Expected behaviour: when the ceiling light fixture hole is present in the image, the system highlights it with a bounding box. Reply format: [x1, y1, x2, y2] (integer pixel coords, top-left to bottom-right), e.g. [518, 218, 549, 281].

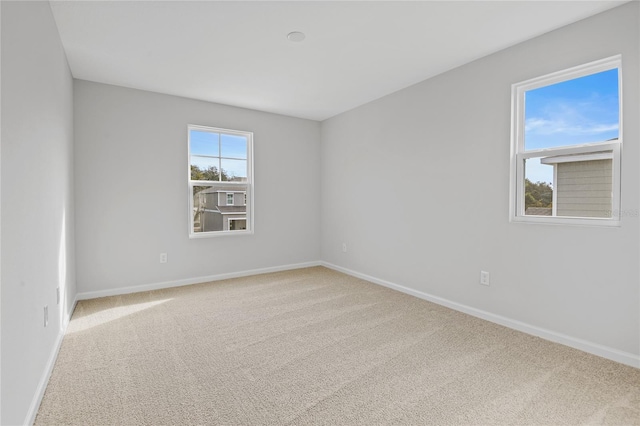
[287, 31, 306, 42]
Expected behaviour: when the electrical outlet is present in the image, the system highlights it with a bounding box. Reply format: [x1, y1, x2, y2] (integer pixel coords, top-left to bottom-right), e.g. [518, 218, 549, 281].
[342, 243, 347, 253]
[44, 306, 49, 327]
[480, 271, 490, 286]
[160, 253, 168, 264]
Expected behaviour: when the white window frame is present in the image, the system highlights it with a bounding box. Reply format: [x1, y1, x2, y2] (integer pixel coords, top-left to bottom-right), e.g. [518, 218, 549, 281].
[188, 125, 254, 238]
[226, 192, 234, 206]
[509, 55, 622, 227]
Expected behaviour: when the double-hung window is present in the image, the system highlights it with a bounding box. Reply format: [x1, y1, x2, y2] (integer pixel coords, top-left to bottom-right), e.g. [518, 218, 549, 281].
[188, 125, 253, 237]
[510, 55, 622, 226]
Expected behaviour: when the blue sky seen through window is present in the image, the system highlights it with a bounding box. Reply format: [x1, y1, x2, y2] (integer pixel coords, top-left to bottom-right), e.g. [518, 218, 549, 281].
[190, 130, 218, 157]
[221, 134, 247, 159]
[190, 130, 248, 179]
[524, 68, 619, 184]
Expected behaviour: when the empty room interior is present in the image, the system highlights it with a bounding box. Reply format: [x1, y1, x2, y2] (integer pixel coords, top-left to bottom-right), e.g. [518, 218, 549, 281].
[2, 1, 640, 425]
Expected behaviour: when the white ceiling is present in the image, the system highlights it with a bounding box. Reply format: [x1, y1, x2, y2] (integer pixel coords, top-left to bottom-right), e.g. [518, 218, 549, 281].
[49, 1, 627, 121]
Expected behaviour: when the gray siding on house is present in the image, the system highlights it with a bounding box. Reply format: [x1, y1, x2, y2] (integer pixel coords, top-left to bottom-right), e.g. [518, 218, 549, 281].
[556, 159, 612, 217]
[231, 192, 244, 206]
[192, 186, 247, 232]
[225, 191, 243, 206]
[216, 188, 246, 206]
[204, 192, 217, 209]
[201, 211, 224, 232]
[193, 188, 248, 232]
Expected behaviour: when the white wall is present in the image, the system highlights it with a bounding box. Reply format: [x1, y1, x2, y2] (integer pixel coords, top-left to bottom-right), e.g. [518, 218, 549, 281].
[320, 3, 639, 361]
[74, 81, 320, 295]
[1, 1, 76, 425]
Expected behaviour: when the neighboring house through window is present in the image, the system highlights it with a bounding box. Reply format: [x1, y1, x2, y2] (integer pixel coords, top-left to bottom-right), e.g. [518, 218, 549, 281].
[510, 55, 622, 226]
[188, 125, 253, 236]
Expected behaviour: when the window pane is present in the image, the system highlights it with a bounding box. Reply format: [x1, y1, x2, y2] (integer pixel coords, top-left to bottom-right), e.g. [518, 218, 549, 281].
[193, 185, 222, 233]
[190, 130, 219, 157]
[190, 156, 220, 181]
[524, 158, 553, 216]
[192, 184, 248, 233]
[524, 69, 619, 150]
[221, 134, 247, 159]
[553, 158, 612, 218]
[221, 159, 247, 181]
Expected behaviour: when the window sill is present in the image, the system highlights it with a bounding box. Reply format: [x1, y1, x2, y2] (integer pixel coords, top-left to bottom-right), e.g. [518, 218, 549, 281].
[189, 229, 254, 239]
[510, 215, 621, 227]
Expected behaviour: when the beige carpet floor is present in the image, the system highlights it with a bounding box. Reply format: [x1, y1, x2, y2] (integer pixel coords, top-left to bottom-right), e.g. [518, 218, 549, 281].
[36, 266, 640, 425]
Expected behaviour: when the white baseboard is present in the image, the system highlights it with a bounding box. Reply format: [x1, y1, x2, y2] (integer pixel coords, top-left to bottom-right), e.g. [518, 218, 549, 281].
[65, 294, 79, 329]
[76, 261, 322, 301]
[24, 331, 64, 426]
[321, 262, 640, 369]
[24, 293, 78, 426]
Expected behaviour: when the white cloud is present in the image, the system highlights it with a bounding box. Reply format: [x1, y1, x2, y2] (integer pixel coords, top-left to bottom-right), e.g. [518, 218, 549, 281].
[524, 117, 553, 132]
[525, 117, 618, 136]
